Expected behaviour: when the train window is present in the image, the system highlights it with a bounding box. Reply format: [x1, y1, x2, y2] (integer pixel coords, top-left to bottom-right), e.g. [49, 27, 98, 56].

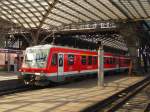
[107, 58, 109, 64]
[113, 58, 116, 64]
[93, 56, 97, 64]
[116, 58, 119, 64]
[104, 57, 107, 64]
[68, 54, 74, 65]
[88, 56, 92, 65]
[81, 56, 86, 65]
[110, 58, 113, 64]
[51, 54, 57, 65]
[126, 59, 130, 64]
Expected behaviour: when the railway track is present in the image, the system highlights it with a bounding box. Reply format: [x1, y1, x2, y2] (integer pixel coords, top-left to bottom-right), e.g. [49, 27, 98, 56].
[0, 79, 49, 97]
[0, 75, 93, 97]
[81, 76, 150, 112]
[116, 85, 150, 112]
[0, 84, 47, 97]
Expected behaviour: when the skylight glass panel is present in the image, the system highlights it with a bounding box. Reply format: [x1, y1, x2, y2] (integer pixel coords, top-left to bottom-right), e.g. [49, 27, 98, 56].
[45, 19, 62, 26]
[56, 2, 90, 21]
[48, 13, 71, 24]
[130, 0, 147, 18]
[52, 8, 79, 22]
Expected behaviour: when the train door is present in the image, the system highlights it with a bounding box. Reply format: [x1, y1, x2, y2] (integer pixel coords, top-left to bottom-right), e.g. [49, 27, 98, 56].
[58, 53, 64, 76]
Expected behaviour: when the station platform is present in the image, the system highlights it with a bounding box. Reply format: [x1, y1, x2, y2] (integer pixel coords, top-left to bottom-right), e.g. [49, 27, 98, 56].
[0, 73, 145, 112]
[0, 72, 20, 91]
[0, 72, 17, 81]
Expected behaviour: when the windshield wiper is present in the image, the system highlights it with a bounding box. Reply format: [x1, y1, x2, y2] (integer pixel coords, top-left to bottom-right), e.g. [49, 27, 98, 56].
[25, 60, 33, 62]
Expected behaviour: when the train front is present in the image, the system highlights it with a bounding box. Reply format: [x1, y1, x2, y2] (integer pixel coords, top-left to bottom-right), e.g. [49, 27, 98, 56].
[18, 45, 51, 86]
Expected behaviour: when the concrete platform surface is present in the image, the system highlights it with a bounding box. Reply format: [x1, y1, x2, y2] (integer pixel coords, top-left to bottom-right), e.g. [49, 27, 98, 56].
[0, 74, 144, 112]
[0, 72, 17, 81]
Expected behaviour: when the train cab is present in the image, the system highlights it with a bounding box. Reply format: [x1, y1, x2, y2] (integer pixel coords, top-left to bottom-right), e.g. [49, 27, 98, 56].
[19, 44, 130, 86]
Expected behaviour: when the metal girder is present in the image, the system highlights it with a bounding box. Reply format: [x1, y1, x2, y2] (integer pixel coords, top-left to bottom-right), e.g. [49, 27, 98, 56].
[50, 12, 75, 23]
[0, 0, 149, 30]
[109, 0, 130, 19]
[148, 0, 150, 5]
[40, 32, 53, 44]
[84, 0, 112, 20]
[100, 38, 123, 49]
[70, 0, 104, 20]
[17, 0, 41, 22]
[119, 0, 137, 19]
[68, 33, 126, 50]
[38, 0, 59, 29]
[58, 1, 93, 21]
[28, 0, 45, 17]
[0, 1, 31, 28]
[126, 0, 143, 18]
[137, 0, 149, 17]
[0, 4, 24, 28]
[6, 0, 38, 27]
[46, 16, 67, 25]
[0, 11, 12, 24]
[54, 6, 85, 22]
[39, 1, 80, 22]
[36, 0, 77, 26]
[96, 0, 122, 19]
[21, 33, 31, 44]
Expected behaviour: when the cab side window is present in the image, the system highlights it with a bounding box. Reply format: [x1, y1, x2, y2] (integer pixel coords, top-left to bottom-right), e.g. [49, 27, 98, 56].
[51, 54, 57, 65]
[93, 56, 97, 65]
[116, 58, 119, 64]
[110, 58, 113, 64]
[88, 56, 92, 65]
[113, 58, 116, 64]
[68, 54, 74, 65]
[104, 57, 107, 64]
[81, 56, 86, 65]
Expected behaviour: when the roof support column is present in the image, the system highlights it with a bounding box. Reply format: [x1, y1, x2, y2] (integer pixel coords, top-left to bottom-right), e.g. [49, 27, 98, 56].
[119, 22, 140, 73]
[30, 29, 40, 46]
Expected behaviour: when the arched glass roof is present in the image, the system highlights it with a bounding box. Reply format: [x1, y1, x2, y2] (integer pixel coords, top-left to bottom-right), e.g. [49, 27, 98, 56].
[0, 0, 149, 29]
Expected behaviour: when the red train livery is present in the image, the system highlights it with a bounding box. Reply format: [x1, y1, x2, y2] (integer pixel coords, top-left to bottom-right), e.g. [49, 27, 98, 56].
[18, 44, 130, 85]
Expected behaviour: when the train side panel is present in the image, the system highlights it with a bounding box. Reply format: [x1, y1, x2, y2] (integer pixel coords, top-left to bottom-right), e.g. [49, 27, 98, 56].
[47, 47, 98, 81]
[19, 45, 131, 85]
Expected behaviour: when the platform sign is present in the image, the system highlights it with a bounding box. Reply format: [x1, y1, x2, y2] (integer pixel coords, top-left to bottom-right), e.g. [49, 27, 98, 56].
[0, 49, 22, 54]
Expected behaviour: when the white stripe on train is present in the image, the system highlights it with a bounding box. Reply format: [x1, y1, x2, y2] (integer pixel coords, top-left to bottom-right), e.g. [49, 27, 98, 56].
[49, 67, 129, 76]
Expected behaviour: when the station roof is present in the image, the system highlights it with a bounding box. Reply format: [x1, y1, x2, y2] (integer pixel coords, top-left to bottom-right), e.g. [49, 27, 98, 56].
[0, 0, 150, 29]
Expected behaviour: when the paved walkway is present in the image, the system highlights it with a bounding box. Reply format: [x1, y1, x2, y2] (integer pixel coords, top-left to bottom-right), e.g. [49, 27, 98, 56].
[0, 72, 17, 81]
[0, 74, 144, 112]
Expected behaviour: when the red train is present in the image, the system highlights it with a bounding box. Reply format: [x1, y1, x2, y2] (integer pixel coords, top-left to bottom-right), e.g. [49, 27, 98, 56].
[18, 44, 130, 85]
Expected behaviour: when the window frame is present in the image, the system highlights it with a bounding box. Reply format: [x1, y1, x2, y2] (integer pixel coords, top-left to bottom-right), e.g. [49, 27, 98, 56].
[81, 56, 86, 65]
[51, 53, 57, 66]
[88, 56, 92, 65]
[110, 58, 113, 64]
[67, 54, 75, 65]
[93, 56, 97, 65]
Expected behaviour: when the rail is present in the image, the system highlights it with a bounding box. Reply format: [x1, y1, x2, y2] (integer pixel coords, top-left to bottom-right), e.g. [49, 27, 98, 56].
[81, 75, 150, 112]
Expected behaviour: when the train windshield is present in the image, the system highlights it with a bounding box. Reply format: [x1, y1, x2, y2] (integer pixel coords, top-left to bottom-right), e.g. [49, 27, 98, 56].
[24, 48, 49, 68]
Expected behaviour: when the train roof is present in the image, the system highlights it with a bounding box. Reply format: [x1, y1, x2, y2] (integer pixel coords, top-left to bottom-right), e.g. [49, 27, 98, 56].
[26, 44, 129, 57]
[26, 44, 52, 50]
[26, 44, 96, 52]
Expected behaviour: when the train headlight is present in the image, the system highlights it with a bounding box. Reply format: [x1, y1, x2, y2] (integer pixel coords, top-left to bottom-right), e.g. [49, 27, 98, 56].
[19, 69, 22, 72]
